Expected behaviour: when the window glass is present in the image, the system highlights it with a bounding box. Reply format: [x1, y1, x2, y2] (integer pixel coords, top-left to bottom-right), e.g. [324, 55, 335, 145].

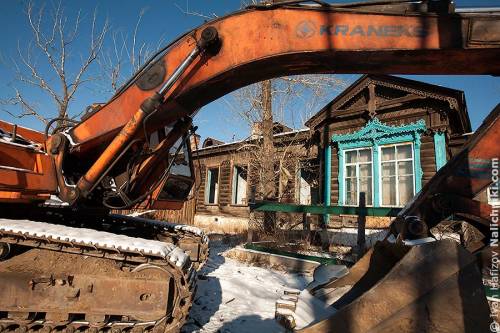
[380, 143, 414, 206]
[381, 146, 395, 161]
[157, 135, 194, 201]
[397, 145, 412, 159]
[382, 162, 395, 176]
[358, 149, 372, 162]
[359, 164, 371, 177]
[345, 178, 357, 205]
[398, 161, 413, 175]
[359, 178, 372, 205]
[488, 182, 500, 206]
[169, 138, 192, 177]
[344, 148, 372, 206]
[398, 176, 414, 204]
[346, 165, 356, 177]
[345, 150, 357, 163]
[382, 177, 397, 205]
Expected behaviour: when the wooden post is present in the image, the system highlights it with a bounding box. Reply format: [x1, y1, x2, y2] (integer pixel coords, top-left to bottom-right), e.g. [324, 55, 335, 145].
[356, 192, 367, 260]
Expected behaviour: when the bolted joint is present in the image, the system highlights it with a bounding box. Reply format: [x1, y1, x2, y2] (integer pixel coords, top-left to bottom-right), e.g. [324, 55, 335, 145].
[67, 187, 79, 201]
[198, 27, 221, 55]
[140, 92, 163, 114]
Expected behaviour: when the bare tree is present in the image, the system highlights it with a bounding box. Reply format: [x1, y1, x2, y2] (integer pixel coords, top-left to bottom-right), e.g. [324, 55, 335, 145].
[99, 8, 167, 93]
[1, 2, 108, 128]
[224, 75, 345, 235]
[177, 0, 347, 235]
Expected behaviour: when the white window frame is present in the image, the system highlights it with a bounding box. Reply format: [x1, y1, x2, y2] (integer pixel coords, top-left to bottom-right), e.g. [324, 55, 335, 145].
[343, 147, 374, 207]
[378, 142, 415, 207]
[205, 166, 220, 205]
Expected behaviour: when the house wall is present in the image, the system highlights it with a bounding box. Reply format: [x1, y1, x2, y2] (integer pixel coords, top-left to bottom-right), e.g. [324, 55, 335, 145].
[188, 76, 473, 244]
[191, 132, 317, 233]
[314, 85, 470, 232]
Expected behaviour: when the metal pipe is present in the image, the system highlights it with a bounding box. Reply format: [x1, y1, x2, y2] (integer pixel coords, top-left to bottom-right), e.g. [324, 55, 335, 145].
[76, 46, 201, 198]
[158, 47, 201, 97]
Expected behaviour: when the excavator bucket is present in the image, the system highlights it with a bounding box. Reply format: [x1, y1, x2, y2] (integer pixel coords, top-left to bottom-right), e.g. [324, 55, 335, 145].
[277, 239, 490, 332]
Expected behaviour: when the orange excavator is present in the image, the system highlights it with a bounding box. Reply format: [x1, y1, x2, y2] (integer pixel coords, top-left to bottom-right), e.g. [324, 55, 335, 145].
[0, 0, 499, 332]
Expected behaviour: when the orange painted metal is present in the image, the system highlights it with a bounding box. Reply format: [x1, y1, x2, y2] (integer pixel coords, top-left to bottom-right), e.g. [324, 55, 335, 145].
[76, 108, 148, 197]
[0, 141, 57, 201]
[69, 9, 500, 152]
[0, 120, 46, 144]
[0, 5, 499, 208]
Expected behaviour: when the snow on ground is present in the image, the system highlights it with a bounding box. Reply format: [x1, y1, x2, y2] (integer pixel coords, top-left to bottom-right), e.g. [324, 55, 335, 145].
[182, 242, 313, 333]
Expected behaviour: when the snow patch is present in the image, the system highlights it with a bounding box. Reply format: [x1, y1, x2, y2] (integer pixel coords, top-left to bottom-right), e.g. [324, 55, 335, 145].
[182, 243, 312, 333]
[293, 289, 338, 330]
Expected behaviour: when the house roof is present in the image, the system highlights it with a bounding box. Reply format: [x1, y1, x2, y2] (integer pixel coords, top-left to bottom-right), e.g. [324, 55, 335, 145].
[202, 137, 225, 148]
[305, 74, 470, 133]
[194, 128, 309, 155]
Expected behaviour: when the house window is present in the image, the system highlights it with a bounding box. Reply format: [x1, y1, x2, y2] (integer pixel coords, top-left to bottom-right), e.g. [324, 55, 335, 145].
[297, 167, 319, 205]
[232, 165, 248, 205]
[205, 167, 219, 204]
[332, 119, 426, 208]
[344, 148, 373, 206]
[380, 143, 414, 206]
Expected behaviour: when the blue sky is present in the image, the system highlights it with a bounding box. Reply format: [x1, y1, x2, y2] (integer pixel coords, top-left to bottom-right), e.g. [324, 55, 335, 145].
[0, 0, 498, 142]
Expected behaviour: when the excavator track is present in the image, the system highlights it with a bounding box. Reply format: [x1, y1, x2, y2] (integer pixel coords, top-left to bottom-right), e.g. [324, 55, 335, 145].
[0, 203, 210, 270]
[0, 220, 197, 333]
[106, 214, 209, 270]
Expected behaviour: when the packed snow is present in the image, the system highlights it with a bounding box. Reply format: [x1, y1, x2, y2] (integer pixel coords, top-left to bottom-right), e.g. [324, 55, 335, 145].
[182, 242, 314, 333]
[0, 219, 188, 266]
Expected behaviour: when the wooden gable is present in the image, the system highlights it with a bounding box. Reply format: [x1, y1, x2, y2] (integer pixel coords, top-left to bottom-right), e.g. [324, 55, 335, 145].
[306, 74, 471, 136]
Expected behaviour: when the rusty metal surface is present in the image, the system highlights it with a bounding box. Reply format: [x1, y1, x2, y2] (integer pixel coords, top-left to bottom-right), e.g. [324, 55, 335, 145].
[0, 272, 170, 321]
[298, 240, 490, 332]
[0, 215, 199, 333]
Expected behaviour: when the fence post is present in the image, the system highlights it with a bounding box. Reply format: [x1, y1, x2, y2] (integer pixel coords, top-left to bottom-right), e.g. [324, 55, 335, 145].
[356, 192, 367, 260]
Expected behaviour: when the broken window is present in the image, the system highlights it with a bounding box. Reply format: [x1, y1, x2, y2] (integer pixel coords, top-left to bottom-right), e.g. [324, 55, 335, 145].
[205, 167, 219, 204]
[232, 165, 248, 205]
[296, 161, 319, 205]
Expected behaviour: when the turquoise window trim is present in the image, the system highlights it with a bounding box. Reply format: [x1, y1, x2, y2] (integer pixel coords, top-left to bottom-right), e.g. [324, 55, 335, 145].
[331, 118, 426, 208]
[337, 149, 344, 206]
[433, 131, 447, 170]
[323, 145, 332, 223]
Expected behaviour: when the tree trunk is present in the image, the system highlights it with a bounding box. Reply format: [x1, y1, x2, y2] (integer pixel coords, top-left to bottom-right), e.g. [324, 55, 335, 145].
[261, 80, 276, 233]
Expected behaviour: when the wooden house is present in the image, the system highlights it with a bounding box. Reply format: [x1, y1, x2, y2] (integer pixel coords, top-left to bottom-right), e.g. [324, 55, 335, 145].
[191, 74, 472, 243]
[306, 74, 471, 243]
